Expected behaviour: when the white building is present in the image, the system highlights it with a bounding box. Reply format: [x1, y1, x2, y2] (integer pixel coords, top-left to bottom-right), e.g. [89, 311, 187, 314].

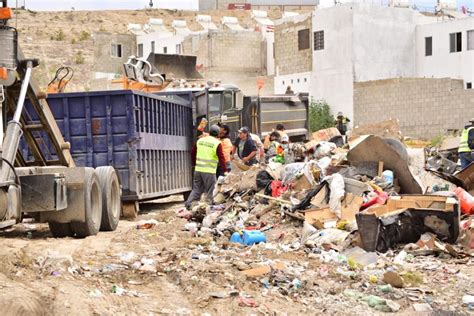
[274, 3, 473, 120]
[310, 3, 421, 120]
[137, 32, 185, 59]
[416, 17, 474, 88]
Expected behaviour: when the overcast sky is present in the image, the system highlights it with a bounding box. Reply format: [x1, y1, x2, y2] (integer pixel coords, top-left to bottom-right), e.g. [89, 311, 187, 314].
[18, 0, 473, 11]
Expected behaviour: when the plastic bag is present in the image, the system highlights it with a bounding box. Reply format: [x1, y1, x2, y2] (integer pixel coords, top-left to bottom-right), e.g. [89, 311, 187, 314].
[326, 173, 345, 218]
[312, 141, 337, 159]
[256, 170, 273, 190]
[271, 180, 288, 198]
[282, 161, 319, 186]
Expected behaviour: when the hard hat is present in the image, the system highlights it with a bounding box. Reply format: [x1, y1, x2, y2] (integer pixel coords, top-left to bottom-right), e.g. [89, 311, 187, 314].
[337, 112, 343, 117]
[209, 124, 220, 136]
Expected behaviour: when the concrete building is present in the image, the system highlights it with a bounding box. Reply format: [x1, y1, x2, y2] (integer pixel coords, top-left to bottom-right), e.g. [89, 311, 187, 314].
[137, 32, 185, 58]
[274, 3, 473, 123]
[92, 33, 137, 80]
[273, 13, 313, 94]
[416, 17, 474, 89]
[310, 4, 421, 121]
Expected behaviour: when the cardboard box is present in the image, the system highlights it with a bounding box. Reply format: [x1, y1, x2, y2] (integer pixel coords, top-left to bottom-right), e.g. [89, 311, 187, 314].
[305, 194, 364, 224]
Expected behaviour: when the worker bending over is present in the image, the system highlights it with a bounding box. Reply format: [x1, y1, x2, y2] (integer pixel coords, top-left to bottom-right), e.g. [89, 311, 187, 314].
[185, 125, 227, 209]
[459, 119, 474, 169]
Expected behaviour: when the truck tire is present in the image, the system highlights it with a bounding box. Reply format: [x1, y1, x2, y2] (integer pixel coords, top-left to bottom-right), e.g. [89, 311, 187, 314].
[48, 222, 74, 238]
[71, 168, 102, 238]
[96, 166, 121, 231]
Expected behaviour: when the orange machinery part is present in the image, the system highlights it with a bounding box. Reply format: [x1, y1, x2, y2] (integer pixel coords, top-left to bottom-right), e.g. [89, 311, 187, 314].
[111, 76, 168, 93]
[0, 67, 7, 80]
[0, 7, 13, 20]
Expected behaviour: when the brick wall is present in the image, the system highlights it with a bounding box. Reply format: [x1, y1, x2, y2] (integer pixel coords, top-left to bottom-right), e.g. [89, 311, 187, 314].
[93, 33, 136, 74]
[274, 14, 312, 76]
[354, 78, 474, 139]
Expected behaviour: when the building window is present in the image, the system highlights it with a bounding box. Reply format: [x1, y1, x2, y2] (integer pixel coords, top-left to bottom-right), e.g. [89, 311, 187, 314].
[176, 44, 182, 54]
[297, 78, 300, 83]
[304, 78, 307, 82]
[291, 79, 294, 84]
[468, 30, 474, 51]
[425, 37, 432, 56]
[282, 81, 285, 85]
[163, 46, 168, 54]
[111, 44, 122, 58]
[137, 44, 143, 58]
[450, 32, 462, 53]
[467, 82, 473, 89]
[298, 29, 310, 51]
[151, 41, 155, 53]
[314, 30, 324, 51]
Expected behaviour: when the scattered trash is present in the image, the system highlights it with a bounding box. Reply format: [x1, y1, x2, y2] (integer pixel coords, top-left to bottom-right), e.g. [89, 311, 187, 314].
[136, 219, 158, 230]
[383, 271, 404, 288]
[89, 289, 103, 298]
[230, 230, 266, 246]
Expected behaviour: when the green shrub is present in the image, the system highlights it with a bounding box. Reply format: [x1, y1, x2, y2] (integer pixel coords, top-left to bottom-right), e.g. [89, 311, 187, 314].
[309, 99, 334, 132]
[52, 30, 65, 41]
[79, 31, 90, 41]
[74, 51, 85, 64]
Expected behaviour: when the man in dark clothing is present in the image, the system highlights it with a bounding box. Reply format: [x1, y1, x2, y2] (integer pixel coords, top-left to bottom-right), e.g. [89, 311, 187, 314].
[335, 112, 350, 136]
[185, 125, 227, 209]
[459, 119, 474, 169]
[232, 126, 258, 166]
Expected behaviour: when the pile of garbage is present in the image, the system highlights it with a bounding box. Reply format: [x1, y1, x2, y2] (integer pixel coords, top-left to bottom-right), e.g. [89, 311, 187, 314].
[176, 128, 474, 312]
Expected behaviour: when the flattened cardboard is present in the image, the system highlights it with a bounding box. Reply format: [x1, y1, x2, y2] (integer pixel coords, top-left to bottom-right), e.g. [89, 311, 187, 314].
[305, 194, 363, 223]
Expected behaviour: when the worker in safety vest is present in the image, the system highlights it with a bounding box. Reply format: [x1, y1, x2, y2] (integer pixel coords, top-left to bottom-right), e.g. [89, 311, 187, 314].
[459, 119, 474, 169]
[335, 112, 350, 136]
[185, 125, 227, 209]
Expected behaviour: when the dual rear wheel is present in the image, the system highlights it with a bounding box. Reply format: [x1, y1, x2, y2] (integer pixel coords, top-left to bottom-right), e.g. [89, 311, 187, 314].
[48, 167, 121, 238]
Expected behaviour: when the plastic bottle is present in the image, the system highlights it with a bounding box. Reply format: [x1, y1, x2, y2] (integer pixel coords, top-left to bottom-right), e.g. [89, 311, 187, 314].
[454, 187, 474, 215]
[197, 118, 208, 132]
[382, 170, 394, 184]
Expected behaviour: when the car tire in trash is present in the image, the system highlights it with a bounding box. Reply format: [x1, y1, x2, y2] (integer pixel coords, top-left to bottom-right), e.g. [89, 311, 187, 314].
[71, 168, 102, 238]
[48, 222, 74, 238]
[382, 138, 409, 163]
[96, 166, 121, 231]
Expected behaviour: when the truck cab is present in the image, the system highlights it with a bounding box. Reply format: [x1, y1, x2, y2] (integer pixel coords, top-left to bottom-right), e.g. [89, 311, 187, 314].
[195, 84, 243, 138]
[194, 85, 309, 141]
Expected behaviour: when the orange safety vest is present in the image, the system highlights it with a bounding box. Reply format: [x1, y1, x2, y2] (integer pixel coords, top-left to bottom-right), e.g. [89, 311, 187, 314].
[221, 138, 233, 163]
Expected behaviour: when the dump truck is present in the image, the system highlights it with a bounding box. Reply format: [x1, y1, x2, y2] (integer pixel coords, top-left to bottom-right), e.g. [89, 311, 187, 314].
[0, 0, 121, 237]
[122, 54, 310, 141]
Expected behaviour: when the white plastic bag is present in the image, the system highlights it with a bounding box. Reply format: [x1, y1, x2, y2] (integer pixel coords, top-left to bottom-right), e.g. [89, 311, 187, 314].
[325, 173, 345, 218]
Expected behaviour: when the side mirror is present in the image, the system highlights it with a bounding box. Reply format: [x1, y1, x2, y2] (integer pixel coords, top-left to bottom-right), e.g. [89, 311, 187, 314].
[235, 91, 243, 110]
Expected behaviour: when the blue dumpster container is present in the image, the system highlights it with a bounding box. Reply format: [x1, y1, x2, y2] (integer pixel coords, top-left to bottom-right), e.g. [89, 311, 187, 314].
[21, 90, 193, 202]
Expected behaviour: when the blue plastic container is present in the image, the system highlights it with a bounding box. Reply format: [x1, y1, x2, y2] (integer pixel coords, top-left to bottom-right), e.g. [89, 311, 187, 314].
[230, 230, 266, 246]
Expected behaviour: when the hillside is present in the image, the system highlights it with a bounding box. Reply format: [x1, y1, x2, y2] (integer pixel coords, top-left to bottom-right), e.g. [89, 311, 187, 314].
[13, 8, 298, 92]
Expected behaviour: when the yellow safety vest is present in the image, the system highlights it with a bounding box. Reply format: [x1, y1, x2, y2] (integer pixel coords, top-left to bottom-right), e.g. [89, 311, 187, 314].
[459, 126, 474, 153]
[196, 136, 220, 174]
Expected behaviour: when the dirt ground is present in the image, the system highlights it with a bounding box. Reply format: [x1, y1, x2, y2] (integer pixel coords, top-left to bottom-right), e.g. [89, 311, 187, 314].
[0, 149, 472, 315]
[0, 201, 473, 315]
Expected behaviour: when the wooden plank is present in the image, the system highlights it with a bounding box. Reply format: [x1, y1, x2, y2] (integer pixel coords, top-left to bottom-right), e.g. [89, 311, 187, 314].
[378, 161, 384, 177]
